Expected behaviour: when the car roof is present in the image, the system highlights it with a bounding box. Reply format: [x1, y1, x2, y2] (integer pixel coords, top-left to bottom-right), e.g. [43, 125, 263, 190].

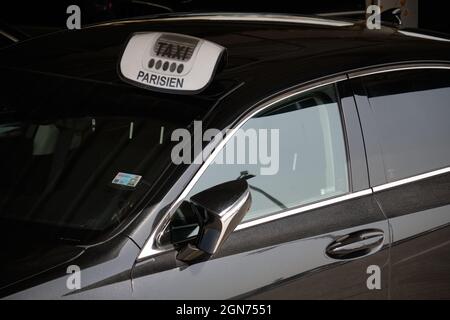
[1, 13, 449, 114]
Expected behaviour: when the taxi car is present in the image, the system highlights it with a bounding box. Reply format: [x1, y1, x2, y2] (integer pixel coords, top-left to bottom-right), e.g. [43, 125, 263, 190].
[0, 13, 450, 299]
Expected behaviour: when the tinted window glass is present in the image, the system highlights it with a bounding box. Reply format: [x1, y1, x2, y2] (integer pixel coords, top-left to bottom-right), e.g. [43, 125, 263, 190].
[187, 84, 349, 222]
[0, 116, 180, 242]
[363, 69, 450, 182]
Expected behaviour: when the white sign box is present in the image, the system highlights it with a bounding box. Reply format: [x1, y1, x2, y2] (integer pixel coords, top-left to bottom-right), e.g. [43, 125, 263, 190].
[119, 32, 226, 94]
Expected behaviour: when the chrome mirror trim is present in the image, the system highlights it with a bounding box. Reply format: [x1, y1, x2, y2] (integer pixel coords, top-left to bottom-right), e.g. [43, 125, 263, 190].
[177, 180, 252, 262]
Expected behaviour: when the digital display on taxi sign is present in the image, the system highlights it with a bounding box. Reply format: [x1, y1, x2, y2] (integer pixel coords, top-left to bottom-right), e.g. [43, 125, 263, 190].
[154, 34, 199, 61]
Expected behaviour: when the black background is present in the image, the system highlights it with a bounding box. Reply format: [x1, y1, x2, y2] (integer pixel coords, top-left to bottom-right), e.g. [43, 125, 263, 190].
[0, 0, 449, 36]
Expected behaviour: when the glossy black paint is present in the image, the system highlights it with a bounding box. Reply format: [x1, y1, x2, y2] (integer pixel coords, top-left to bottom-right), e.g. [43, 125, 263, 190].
[337, 81, 369, 192]
[2, 234, 139, 299]
[130, 78, 390, 299]
[133, 194, 384, 276]
[0, 14, 449, 299]
[131, 194, 390, 299]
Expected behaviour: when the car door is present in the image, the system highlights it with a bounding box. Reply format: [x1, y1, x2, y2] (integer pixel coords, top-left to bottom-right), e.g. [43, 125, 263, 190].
[351, 65, 450, 299]
[131, 79, 390, 299]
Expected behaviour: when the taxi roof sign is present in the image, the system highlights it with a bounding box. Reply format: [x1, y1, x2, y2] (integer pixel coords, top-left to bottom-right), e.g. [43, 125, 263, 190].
[119, 32, 226, 94]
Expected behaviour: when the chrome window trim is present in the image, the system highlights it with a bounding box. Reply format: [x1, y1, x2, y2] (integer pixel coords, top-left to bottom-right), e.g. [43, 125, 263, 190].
[167, 75, 348, 212]
[0, 30, 19, 43]
[373, 167, 450, 193]
[91, 13, 354, 29]
[236, 189, 372, 231]
[150, 14, 354, 27]
[397, 30, 450, 43]
[138, 63, 450, 260]
[348, 63, 450, 79]
[317, 10, 365, 17]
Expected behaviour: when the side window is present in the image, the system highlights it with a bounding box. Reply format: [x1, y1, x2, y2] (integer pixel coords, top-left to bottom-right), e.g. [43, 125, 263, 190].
[362, 69, 450, 182]
[187, 83, 349, 223]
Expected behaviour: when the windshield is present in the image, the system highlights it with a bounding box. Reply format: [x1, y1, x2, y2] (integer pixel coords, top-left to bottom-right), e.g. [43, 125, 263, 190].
[0, 115, 182, 243]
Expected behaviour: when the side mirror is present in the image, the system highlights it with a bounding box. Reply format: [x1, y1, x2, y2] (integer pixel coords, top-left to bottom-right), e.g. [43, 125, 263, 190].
[381, 7, 402, 26]
[176, 179, 251, 263]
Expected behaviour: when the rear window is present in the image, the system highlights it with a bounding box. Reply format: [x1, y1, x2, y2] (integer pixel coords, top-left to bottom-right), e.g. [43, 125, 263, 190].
[362, 69, 450, 182]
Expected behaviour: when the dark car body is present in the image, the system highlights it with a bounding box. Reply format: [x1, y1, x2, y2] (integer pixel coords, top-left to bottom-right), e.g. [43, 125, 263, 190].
[1, 13, 450, 299]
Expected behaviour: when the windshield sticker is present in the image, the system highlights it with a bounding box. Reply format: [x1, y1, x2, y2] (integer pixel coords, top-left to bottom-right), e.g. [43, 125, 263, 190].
[112, 172, 142, 188]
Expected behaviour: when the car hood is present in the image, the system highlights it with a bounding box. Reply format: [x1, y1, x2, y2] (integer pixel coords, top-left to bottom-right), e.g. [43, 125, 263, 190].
[0, 237, 84, 291]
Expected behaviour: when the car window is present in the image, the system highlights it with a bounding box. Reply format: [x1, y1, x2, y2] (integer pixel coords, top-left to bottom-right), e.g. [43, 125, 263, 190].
[186, 84, 349, 223]
[362, 69, 450, 183]
[0, 116, 182, 243]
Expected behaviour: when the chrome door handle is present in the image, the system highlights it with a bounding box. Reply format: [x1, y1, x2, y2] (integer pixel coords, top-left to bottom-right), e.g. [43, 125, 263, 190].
[326, 229, 384, 260]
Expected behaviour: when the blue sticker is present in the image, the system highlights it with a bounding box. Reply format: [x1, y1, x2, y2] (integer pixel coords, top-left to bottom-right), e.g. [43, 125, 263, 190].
[112, 172, 142, 188]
